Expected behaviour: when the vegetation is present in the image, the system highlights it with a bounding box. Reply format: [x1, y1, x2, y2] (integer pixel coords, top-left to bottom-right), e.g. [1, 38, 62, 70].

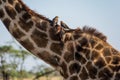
[0, 40, 61, 80]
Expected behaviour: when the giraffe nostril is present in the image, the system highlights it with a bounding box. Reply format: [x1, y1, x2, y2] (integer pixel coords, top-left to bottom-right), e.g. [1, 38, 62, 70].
[69, 63, 81, 74]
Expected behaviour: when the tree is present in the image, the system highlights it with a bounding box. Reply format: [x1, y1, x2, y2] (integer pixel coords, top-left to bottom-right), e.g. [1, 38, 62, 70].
[0, 45, 30, 80]
[6, 39, 31, 79]
[31, 65, 56, 80]
[0, 45, 14, 80]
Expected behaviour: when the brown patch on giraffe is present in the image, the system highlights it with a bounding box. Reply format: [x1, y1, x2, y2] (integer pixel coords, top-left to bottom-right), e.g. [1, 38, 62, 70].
[75, 52, 86, 64]
[70, 76, 78, 80]
[82, 48, 91, 59]
[60, 62, 68, 79]
[49, 28, 60, 41]
[69, 63, 81, 74]
[95, 44, 103, 50]
[19, 18, 33, 32]
[94, 57, 106, 68]
[3, 0, 6, 2]
[20, 39, 35, 51]
[0, 9, 4, 18]
[27, 21, 34, 27]
[109, 65, 120, 72]
[86, 61, 97, 79]
[73, 34, 81, 40]
[98, 67, 113, 79]
[64, 52, 74, 63]
[67, 42, 74, 53]
[8, 0, 14, 5]
[50, 43, 63, 55]
[37, 51, 59, 67]
[0, 0, 2, 4]
[111, 48, 119, 55]
[15, 2, 23, 13]
[112, 56, 120, 64]
[31, 29, 48, 48]
[102, 48, 111, 57]
[105, 56, 112, 64]
[78, 37, 88, 47]
[22, 12, 31, 21]
[89, 39, 97, 48]
[73, 30, 82, 40]
[82, 26, 107, 41]
[5, 5, 17, 19]
[36, 21, 48, 31]
[76, 45, 83, 52]
[12, 24, 25, 39]
[91, 50, 99, 61]
[79, 67, 89, 79]
[3, 18, 11, 29]
[115, 73, 120, 80]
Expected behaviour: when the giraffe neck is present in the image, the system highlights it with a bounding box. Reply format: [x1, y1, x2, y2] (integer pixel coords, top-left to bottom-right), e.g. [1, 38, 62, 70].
[1, 0, 120, 80]
[0, 0, 63, 68]
[60, 30, 120, 80]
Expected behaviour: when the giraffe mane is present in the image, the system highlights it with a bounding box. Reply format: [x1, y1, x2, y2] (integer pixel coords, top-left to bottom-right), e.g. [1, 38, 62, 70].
[18, 0, 52, 22]
[82, 26, 107, 41]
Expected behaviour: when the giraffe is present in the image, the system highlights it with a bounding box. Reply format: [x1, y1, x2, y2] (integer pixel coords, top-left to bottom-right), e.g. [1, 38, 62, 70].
[58, 27, 120, 80]
[0, 0, 120, 80]
[0, 0, 62, 68]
